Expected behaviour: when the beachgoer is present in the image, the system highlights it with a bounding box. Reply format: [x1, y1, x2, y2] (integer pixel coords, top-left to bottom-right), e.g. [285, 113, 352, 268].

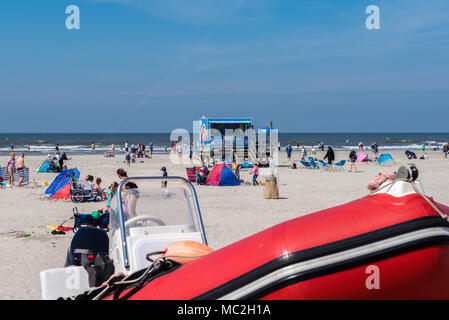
[55, 152, 64, 170]
[443, 143, 449, 158]
[301, 146, 307, 160]
[106, 182, 118, 210]
[91, 142, 95, 151]
[358, 142, 364, 151]
[161, 167, 168, 188]
[55, 144, 59, 152]
[348, 148, 357, 173]
[7, 153, 16, 187]
[111, 144, 115, 153]
[310, 147, 316, 159]
[250, 165, 259, 186]
[150, 142, 153, 157]
[125, 141, 129, 152]
[116, 169, 138, 218]
[278, 142, 281, 151]
[125, 151, 131, 166]
[323, 146, 335, 172]
[16, 153, 27, 187]
[94, 177, 106, 199]
[232, 161, 240, 180]
[84, 175, 94, 189]
[371, 142, 379, 155]
[177, 143, 183, 160]
[286, 144, 292, 159]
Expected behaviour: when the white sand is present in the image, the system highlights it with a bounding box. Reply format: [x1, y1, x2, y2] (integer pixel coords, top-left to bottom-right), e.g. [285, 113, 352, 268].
[0, 149, 448, 299]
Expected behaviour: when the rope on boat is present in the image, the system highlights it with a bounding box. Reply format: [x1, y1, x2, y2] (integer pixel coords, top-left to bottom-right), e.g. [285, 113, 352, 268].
[364, 168, 449, 222]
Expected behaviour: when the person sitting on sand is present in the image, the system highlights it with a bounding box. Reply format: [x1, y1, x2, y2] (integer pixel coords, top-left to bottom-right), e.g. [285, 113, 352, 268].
[323, 146, 335, 172]
[83, 175, 94, 190]
[348, 148, 357, 173]
[16, 153, 27, 187]
[106, 182, 118, 210]
[7, 153, 16, 187]
[93, 177, 106, 199]
[196, 169, 207, 185]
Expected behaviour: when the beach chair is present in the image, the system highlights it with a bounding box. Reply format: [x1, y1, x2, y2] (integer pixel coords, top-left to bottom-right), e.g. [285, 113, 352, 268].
[299, 160, 312, 169]
[318, 160, 328, 170]
[308, 158, 320, 169]
[333, 160, 346, 171]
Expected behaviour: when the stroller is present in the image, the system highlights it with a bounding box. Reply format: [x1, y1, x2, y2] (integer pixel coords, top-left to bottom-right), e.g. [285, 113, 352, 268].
[72, 207, 110, 232]
[70, 179, 104, 203]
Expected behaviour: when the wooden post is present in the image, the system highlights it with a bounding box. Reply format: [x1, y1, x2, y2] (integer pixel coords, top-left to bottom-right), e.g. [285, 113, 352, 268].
[264, 176, 279, 199]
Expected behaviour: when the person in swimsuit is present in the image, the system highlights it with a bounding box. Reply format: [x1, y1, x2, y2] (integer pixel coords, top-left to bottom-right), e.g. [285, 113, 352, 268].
[117, 168, 138, 218]
[16, 153, 27, 187]
[7, 153, 16, 187]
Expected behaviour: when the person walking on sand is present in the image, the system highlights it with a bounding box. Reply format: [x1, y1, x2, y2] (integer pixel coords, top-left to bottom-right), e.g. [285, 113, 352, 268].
[161, 167, 168, 188]
[371, 142, 379, 155]
[286, 144, 292, 159]
[348, 148, 357, 173]
[7, 153, 16, 187]
[301, 146, 307, 160]
[125, 151, 131, 166]
[323, 146, 335, 172]
[16, 153, 27, 187]
[250, 164, 259, 186]
[443, 143, 448, 158]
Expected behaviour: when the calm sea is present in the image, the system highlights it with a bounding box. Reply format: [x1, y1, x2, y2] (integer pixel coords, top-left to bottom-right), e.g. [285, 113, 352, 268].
[0, 133, 448, 155]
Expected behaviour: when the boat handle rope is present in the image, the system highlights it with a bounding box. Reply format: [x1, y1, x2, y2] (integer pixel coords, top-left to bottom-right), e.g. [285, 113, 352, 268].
[363, 166, 449, 222]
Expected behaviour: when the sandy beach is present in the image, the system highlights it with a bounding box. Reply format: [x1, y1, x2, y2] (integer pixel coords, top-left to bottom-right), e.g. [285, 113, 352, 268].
[0, 149, 448, 300]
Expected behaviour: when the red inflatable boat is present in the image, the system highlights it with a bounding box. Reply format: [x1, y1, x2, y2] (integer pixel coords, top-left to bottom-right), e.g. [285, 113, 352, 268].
[96, 167, 449, 300]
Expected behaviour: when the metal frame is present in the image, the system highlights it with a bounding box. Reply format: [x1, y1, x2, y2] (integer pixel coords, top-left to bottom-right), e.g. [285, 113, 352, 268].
[116, 176, 208, 270]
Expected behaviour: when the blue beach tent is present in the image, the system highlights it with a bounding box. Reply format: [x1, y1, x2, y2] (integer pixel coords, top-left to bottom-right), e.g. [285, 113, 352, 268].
[377, 154, 395, 165]
[36, 160, 53, 173]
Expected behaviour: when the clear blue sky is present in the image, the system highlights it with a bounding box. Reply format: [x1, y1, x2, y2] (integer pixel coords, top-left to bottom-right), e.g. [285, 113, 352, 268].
[0, 0, 448, 132]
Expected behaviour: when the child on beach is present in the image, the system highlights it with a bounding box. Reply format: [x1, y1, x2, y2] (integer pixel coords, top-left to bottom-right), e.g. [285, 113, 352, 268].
[7, 153, 16, 187]
[161, 167, 168, 188]
[250, 165, 259, 186]
[93, 178, 106, 199]
[125, 151, 131, 166]
[106, 182, 118, 210]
